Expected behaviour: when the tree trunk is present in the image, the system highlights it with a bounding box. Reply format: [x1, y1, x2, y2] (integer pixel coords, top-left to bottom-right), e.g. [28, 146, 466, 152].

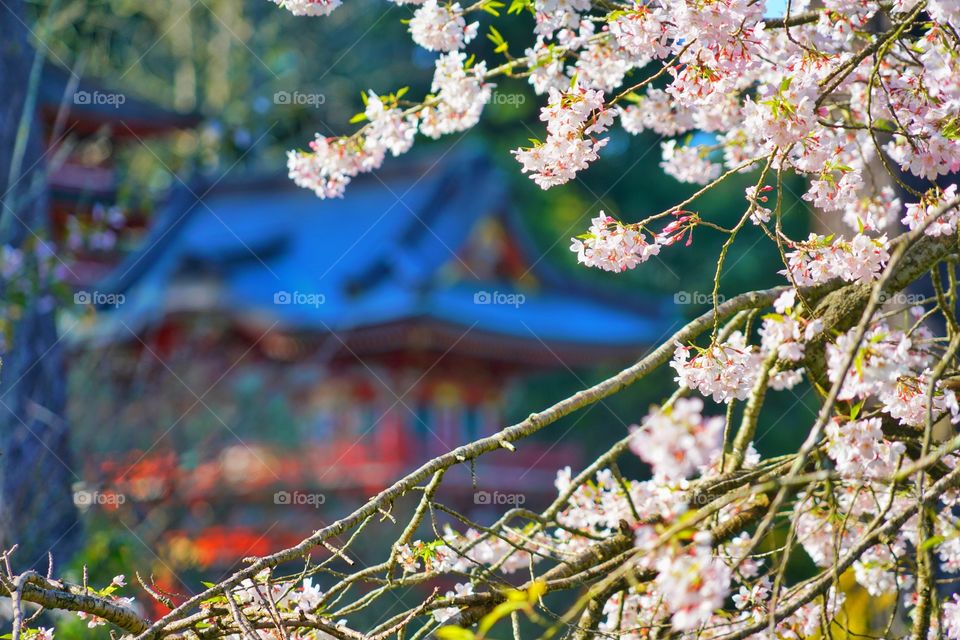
[0, 0, 79, 570]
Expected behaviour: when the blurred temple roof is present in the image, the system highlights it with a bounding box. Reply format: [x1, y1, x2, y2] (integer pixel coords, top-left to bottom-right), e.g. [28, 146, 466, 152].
[81, 147, 675, 366]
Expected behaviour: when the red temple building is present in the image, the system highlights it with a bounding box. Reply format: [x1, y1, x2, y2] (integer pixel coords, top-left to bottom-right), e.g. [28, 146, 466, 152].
[39, 61, 199, 283]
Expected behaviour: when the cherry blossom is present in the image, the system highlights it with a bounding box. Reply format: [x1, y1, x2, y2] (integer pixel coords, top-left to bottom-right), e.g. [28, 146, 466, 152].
[825, 417, 906, 479]
[745, 185, 773, 225]
[408, 0, 477, 52]
[659, 140, 721, 185]
[629, 398, 725, 481]
[419, 52, 491, 138]
[671, 332, 762, 403]
[270, 0, 340, 16]
[654, 540, 731, 631]
[842, 185, 901, 232]
[902, 184, 960, 237]
[609, 3, 670, 60]
[432, 583, 474, 623]
[783, 232, 890, 286]
[945, 595, 960, 640]
[513, 82, 613, 189]
[802, 167, 863, 212]
[569, 212, 661, 272]
[532, 0, 591, 38]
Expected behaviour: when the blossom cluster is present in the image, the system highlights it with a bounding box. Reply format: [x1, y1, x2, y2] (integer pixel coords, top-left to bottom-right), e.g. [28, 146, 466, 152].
[227, 572, 351, 639]
[629, 398, 724, 481]
[825, 416, 906, 479]
[783, 232, 890, 287]
[670, 320, 805, 405]
[902, 184, 960, 237]
[659, 140, 721, 185]
[408, 0, 477, 52]
[826, 323, 960, 427]
[287, 52, 490, 198]
[269, 0, 340, 17]
[75, 575, 135, 629]
[513, 82, 614, 189]
[569, 212, 660, 272]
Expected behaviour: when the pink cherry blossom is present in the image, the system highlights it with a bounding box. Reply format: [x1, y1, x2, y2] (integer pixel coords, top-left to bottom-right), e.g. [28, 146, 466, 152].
[408, 0, 477, 52]
[629, 398, 725, 481]
[513, 82, 612, 189]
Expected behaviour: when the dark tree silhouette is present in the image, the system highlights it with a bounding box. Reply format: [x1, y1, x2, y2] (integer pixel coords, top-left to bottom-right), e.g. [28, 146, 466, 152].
[0, 0, 78, 570]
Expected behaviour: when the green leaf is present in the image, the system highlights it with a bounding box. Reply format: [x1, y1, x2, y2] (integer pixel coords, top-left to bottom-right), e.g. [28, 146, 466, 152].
[478, 600, 528, 636]
[854, 350, 865, 378]
[476, 582, 546, 636]
[849, 399, 864, 420]
[527, 581, 546, 601]
[349, 112, 368, 124]
[920, 534, 945, 551]
[507, 0, 533, 14]
[436, 627, 475, 640]
[480, 0, 504, 16]
[486, 25, 509, 53]
[872, 118, 898, 133]
[942, 116, 960, 140]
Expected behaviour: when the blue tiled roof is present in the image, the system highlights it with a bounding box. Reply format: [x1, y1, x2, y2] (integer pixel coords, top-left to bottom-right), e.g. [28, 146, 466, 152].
[87, 147, 675, 358]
